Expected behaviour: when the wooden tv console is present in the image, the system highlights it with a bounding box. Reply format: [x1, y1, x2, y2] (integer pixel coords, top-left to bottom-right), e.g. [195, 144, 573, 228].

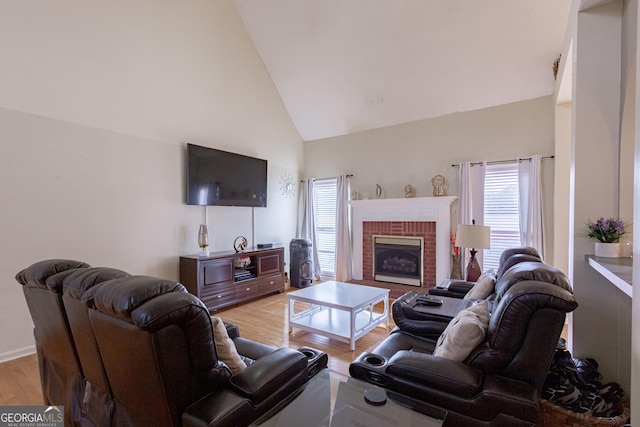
[179, 246, 285, 312]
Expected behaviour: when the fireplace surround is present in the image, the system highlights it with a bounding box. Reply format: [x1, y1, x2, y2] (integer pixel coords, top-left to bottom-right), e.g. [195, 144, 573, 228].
[373, 235, 423, 286]
[351, 196, 458, 288]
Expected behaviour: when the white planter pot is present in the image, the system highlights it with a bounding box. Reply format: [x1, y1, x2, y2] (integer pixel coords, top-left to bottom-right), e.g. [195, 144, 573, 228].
[594, 242, 620, 258]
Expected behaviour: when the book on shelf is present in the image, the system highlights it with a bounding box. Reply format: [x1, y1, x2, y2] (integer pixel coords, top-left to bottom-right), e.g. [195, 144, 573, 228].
[234, 269, 254, 280]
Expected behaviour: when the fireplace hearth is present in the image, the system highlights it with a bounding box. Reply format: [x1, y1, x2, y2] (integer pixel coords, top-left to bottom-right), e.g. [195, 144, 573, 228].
[373, 236, 423, 286]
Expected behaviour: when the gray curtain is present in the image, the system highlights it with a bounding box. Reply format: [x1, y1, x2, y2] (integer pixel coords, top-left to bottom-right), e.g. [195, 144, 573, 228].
[300, 178, 322, 280]
[334, 175, 353, 282]
[518, 155, 545, 258]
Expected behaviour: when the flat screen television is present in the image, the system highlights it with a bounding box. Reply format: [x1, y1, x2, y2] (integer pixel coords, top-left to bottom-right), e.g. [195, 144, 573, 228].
[186, 143, 268, 207]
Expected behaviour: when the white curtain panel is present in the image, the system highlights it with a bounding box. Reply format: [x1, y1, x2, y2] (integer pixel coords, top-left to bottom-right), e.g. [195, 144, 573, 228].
[300, 179, 322, 280]
[518, 155, 545, 258]
[335, 175, 353, 282]
[458, 161, 487, 269]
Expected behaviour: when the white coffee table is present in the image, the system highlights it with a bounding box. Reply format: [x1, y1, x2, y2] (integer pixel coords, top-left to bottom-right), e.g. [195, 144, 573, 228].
[288, 281, 389, 351]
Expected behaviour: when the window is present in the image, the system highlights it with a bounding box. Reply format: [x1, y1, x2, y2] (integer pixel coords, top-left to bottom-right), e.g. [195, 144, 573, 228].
[313, 178, 337, 279]
[483, 163, 521, 271]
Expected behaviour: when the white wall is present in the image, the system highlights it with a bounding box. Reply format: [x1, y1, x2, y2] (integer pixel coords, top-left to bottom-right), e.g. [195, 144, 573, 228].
[304, 96, 556, 258]
[568, 0, 633, 404]
[0, 1, 302, 360]
[554, 102, 573, 274]
[555, 0, 639, 412]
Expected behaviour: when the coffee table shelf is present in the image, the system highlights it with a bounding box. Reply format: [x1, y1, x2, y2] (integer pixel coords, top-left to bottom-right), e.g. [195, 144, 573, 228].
[288, 281, 389, 351]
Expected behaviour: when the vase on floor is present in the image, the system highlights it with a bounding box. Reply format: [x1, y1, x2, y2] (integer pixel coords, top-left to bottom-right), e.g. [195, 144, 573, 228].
[450, 254, 463, 279]
[594, 242, 620, 258]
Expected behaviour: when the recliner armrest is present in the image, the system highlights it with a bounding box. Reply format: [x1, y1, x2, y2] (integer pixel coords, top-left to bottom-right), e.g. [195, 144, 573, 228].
[183, 389, 252, 427]
[229, 348, 308, 404]
[429, 281, 475, 299]
[428, 288, 467, 298]
[385, 350, 482, 398]
[446, 281, 475, 294]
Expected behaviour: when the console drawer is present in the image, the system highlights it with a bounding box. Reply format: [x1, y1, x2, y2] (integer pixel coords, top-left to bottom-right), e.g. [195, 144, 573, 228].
[200, 286, 235, 310]
[235, 282, 259, 300]
[258, 274, 284, 293]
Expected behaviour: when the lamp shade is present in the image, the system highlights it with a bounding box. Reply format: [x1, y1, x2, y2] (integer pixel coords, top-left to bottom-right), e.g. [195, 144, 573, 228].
[455, 224, 491, 249]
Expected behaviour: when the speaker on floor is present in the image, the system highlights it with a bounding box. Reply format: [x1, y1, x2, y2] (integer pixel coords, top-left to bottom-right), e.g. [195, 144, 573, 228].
[290, 238, 313, 288]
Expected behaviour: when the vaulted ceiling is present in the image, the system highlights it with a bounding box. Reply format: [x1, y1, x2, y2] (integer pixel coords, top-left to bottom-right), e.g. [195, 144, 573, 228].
[233, 0, 571, 141]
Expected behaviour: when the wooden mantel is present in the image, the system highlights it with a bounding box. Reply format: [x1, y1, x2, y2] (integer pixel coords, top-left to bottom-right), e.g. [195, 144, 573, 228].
[351, 196, 458, 286]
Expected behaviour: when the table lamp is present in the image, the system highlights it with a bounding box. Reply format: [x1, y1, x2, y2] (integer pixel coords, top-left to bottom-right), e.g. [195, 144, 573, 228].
[455, 221, 491, 282]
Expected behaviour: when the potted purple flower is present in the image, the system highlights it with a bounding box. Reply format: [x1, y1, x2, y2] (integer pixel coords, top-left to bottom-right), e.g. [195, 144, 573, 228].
[586, 217, 627, 257]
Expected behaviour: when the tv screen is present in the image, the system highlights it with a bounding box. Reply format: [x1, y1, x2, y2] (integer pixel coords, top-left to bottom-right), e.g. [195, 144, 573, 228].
[186, 143, 268, 207]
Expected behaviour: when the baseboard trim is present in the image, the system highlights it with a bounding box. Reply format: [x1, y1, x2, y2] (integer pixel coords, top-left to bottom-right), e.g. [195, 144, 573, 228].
[0, 346, 36, 364]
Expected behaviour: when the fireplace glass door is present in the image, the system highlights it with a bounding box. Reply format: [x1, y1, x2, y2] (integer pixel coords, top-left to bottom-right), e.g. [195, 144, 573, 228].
[373, 236, 423, 286]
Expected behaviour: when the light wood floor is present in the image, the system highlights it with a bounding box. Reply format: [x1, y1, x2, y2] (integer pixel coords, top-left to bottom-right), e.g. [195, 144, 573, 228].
[0, 289, 395, 407]
[0, 353, 42, 406]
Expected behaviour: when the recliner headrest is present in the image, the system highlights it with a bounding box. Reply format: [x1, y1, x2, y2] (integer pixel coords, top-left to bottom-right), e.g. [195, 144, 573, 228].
[82, 275, 186, 321]
[495, 262, 572, 300]
[15, 259, 91, 292]
[496, 254, 542, 279]
[58, 267, 130, 300]
[496, 247, 541, 277]
[498, 247, 541, 264]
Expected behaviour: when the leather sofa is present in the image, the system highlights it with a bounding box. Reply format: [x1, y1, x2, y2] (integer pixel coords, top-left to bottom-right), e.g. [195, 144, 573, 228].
[392, 246, 545, 340]
[350, 254, 577, 426]
[16, 259, 326, 427]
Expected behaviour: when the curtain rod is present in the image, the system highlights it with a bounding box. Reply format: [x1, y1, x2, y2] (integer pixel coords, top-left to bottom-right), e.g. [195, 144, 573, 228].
[301, 174, 353, 182]
[451, 155, 554, 167]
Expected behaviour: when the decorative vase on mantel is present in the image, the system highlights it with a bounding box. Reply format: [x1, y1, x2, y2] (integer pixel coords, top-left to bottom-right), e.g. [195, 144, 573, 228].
[594, 242, 620, 258]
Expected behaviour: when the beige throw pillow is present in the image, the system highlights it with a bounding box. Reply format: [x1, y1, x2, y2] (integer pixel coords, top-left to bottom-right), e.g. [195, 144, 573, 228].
[433, 300, 490, 361]
[211, 316, 247, 373]
[464, 270, 497, 301]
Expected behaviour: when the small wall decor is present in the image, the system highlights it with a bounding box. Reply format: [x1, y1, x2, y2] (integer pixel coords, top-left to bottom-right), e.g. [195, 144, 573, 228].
[234, 236, 248, 252]
[553, 54, 561, 80]
[431, 174, 447, 196]
[404, 184, 416, 198]
[280, 173, 296, 198]
[375, 184, 385, 199]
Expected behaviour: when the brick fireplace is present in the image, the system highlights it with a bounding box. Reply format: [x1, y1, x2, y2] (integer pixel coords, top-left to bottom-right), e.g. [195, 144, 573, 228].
[364, 222, 436, 286]
[351, 196, 457, 294]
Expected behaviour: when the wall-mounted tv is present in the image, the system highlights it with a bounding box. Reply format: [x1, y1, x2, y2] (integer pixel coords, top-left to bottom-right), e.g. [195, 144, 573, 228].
[186, 143, 268, 207]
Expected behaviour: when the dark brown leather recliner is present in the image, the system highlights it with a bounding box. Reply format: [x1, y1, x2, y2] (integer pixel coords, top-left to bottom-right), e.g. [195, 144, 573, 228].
[393, 247, 546, 340]
[15, 259, 93, 424]
[350, 264, 577, 426]
[58, 267, 131, 426]
[81, 275, 312, 427]
[17, 260, 325, 427]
